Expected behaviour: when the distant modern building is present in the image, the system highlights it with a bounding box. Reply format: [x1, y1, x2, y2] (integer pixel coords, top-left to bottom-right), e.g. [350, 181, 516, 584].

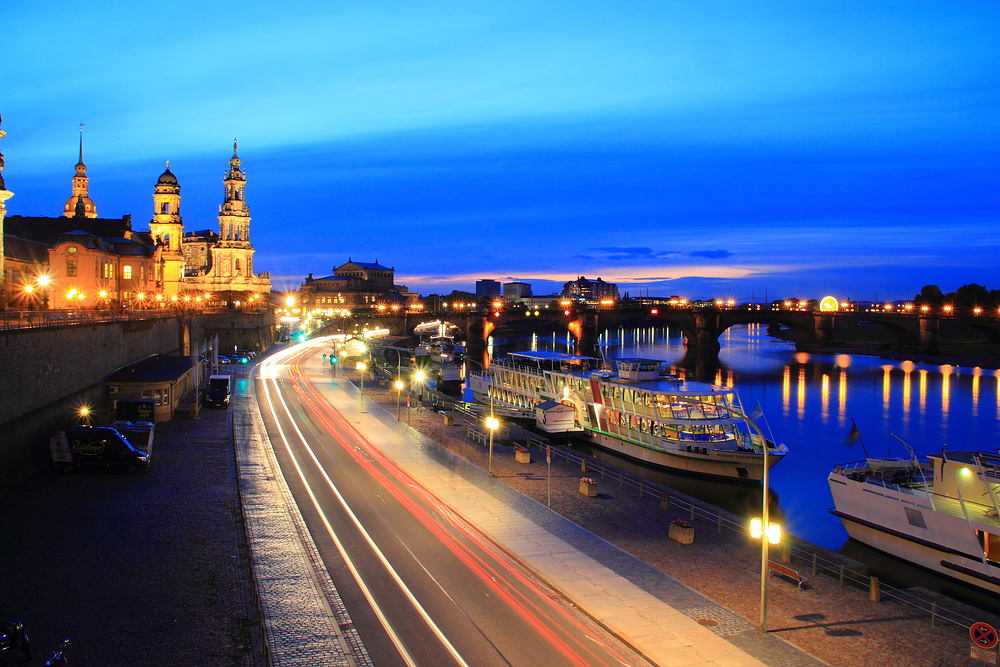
[562, 276, 619, 303]
[475, 279, 502, 299]
[299, 259, 418, 309]
[503, 281, 532, 302]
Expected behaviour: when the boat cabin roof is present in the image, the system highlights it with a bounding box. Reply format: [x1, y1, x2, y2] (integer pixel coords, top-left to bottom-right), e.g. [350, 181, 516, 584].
[508, 351, 597, 362]
[501, 351, 732, 396]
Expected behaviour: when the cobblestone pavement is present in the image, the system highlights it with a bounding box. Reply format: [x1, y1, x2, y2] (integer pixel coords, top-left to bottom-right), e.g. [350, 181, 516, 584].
[0, 406, 265, 667]
[353, 371, 996, 667]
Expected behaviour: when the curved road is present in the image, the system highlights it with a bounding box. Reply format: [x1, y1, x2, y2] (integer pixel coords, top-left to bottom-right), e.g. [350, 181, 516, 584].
[255, 339, 651, 667]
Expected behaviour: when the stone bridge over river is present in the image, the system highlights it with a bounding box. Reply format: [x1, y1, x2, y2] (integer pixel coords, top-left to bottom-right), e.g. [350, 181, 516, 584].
[316, 307, 1000, 373]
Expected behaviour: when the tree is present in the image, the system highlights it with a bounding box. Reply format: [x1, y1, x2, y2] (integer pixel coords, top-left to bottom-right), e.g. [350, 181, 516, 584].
[913, 285, 944, 307]
[945, 283, 997, 310]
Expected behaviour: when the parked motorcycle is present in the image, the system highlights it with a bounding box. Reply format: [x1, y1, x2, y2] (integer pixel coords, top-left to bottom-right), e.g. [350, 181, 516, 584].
[0, 617, 30, 661]
[44, 639, 70, 667]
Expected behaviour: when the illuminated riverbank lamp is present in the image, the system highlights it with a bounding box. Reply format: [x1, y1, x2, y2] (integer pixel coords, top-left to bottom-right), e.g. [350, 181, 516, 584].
[750, 518, 781, 544]
[486, 416, 500, 477]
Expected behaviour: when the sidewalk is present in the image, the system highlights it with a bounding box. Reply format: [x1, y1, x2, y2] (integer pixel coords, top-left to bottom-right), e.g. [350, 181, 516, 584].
[325, 362, 984, 667]
[299, 360, 829, 667]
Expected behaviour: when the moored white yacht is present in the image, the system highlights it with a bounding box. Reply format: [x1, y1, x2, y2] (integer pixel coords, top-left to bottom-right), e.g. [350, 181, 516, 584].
[828, 449, 1000, 594]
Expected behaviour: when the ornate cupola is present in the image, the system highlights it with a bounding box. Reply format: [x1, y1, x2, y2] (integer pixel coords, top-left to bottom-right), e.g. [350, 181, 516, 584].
[149, 161, 185, 297]
[219, 139, 251, 247]
[63, 124, 97, 218]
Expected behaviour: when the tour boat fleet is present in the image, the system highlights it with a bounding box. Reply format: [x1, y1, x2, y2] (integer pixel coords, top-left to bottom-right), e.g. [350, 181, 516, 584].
[467, 351, 787, 481]
[828, 448, 1000, 594]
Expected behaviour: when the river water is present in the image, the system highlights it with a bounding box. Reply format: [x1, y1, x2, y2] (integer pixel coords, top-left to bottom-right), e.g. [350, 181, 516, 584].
[486, 323, 1000, 607]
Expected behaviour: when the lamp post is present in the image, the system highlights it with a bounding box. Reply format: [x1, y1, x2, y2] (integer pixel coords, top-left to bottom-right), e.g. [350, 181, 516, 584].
[357, 361, 368, 412]
[394, 379, 405, 420]
[744, 415, 780, 634]
[485, 415, 499, 477]
[414, 370, 425, 408]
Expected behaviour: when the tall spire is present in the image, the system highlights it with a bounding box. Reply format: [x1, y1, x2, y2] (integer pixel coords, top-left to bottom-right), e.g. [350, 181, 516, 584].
[64, 123, 96, 218]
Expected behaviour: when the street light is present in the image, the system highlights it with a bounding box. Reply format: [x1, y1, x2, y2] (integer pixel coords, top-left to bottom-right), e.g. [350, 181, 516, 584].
[743, 415, 778, 634]
[357, 360, 368, 411]
[485, 416, 499, 477]
[394, 379, 405, 420]
[414, 370, 426, 407]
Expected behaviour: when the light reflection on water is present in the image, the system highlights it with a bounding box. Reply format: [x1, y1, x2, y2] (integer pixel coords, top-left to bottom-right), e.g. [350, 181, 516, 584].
[489, 324, 1000, 554]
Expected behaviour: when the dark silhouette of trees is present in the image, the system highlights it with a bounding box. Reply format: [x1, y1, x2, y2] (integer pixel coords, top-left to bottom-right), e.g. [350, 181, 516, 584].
[913, 283, 1000, 313]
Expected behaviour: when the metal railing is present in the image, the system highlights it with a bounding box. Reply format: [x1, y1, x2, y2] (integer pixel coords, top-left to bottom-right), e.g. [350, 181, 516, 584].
[0, 308, 180, 330]
[508, 437, 989, 634]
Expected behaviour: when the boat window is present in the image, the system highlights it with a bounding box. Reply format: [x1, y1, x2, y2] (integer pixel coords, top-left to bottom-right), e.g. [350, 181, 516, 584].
[903, 507, 927, 529]
[652, 421, 661, 437]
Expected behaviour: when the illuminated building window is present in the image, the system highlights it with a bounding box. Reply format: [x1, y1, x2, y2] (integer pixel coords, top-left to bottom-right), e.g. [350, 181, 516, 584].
[67, 259, 77, 277]
[123, 265, 132, 280]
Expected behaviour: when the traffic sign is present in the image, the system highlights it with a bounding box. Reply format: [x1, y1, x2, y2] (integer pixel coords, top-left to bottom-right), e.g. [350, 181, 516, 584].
[971, 622, 999, 649]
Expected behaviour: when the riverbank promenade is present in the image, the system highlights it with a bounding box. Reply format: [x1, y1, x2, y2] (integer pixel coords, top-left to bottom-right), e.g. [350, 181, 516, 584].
[0, 347, 984, 665]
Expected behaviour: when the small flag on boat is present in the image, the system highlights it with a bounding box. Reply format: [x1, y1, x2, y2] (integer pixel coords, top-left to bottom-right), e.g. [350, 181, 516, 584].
[748, 401, 764, 421]
[846, 423, 861, 446]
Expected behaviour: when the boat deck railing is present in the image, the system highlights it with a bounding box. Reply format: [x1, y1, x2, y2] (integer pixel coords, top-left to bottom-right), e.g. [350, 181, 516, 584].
[489, 359, 548, 378]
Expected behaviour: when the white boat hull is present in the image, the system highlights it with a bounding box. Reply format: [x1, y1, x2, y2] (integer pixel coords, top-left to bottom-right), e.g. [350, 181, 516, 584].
[588, 431, 780, 481]
[829, 472, 1000, 595]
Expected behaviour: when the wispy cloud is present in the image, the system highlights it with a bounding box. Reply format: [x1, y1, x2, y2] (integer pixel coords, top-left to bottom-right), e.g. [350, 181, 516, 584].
[588, 247, 680, 261]
[689, 250, 732, 259]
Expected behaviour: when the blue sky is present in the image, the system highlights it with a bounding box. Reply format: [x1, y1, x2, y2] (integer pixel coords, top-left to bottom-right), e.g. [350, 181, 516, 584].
[4, 1, 999, 301]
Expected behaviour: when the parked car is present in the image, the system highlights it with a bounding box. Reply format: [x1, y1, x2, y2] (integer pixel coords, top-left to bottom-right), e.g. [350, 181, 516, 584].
[235, 349, 256, 359]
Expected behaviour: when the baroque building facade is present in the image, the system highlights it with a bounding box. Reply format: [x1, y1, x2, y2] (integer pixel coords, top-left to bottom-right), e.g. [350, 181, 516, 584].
[0, 126, 269, 309]
[299, 260, 418, 310]
[181, 142, 269, 301]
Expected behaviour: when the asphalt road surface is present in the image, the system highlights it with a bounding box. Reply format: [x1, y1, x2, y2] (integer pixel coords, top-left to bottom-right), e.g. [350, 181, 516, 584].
[254, 339, 652, 667]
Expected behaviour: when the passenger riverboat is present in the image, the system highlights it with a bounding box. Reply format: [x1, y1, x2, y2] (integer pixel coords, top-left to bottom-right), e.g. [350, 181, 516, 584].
[828, 449, 1000, 594]
[467, 351, 787, 481]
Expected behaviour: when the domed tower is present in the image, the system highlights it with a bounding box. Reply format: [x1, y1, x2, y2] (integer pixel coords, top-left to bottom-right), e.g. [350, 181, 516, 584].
[63, 124, 97, 218]
[149, 162, 185, 297]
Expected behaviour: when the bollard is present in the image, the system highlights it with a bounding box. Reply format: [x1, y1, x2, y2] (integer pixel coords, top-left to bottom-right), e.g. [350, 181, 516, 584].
[581, 459, 588, 473]
[717, 514, 722, 534]
[870, 576, 881, 602]
[689, 505, 695, 522]
[661, 491, 670, 509]
[781, 542, 791, 564]
[930, 601, 937, 627]
[839, 565, 845, 587]
[638, 483, 644, 499]
[811, 552, 818, 577]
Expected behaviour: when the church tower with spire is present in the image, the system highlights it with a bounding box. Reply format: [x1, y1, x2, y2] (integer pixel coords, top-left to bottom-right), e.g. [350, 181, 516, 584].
[219, 140, 251, 248]
[149, 162, 185, 297]
[63, 124, 97, 218]
[180, 141, 270, 301]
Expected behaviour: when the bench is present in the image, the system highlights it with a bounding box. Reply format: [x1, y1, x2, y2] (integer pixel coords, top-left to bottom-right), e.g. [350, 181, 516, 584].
[768, 560, 808, 590]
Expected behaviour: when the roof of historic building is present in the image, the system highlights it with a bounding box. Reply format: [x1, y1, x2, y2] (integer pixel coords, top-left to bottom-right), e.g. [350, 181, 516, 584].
[4, 214, 134, 246]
